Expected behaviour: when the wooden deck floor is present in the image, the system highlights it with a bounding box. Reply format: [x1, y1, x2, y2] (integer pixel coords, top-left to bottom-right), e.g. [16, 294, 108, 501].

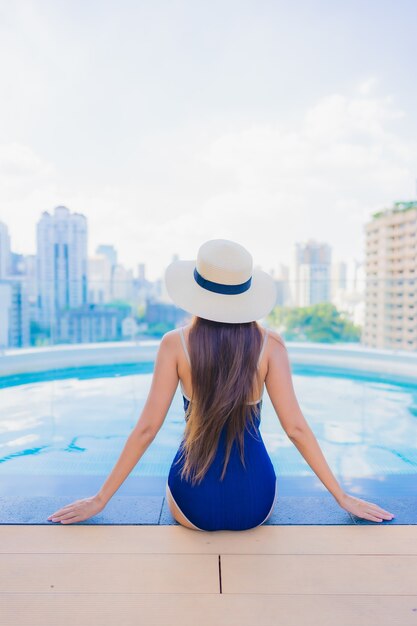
[1, 525, 417, 625]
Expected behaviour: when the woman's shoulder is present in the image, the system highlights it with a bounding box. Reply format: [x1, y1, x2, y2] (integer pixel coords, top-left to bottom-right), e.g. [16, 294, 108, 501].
[160, 327, 184, 348]
[262, 327, 287, 350]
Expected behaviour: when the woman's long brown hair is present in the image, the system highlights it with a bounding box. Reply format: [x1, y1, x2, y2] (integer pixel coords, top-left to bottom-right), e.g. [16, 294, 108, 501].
[175, 315, 264, 486]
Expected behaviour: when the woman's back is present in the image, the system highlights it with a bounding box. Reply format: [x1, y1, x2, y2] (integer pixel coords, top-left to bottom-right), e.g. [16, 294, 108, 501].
[178, 324, 270, 407]
[167, 325, 277, 532]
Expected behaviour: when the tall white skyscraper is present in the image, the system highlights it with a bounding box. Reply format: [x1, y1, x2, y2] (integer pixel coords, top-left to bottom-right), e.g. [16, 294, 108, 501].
[0, 221, 11, 278]
[36, 206, 88, 328]
[290, 239, 332, 307]
[363, 200, 417, 350]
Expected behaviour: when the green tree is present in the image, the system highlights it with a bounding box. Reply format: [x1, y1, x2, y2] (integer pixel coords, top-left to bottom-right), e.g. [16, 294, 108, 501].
[145, 322, 174, 337]
[267, 302, 361, 343]
[30, 320, 51, 346]
[136, 304, 146, 321]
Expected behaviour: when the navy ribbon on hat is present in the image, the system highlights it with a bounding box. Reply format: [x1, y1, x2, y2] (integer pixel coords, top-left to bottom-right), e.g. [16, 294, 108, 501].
[193, 267, 252, 295]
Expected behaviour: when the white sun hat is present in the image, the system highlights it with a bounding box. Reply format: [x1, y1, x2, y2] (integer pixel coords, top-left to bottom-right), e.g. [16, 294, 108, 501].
[164, 238, 277, 323]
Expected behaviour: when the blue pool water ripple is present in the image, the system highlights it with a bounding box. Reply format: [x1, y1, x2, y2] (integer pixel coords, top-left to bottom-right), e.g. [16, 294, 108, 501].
[1, 365, 417, 482]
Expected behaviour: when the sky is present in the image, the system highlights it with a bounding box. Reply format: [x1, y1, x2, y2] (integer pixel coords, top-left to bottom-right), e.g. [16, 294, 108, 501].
[0, 0, 417, 280]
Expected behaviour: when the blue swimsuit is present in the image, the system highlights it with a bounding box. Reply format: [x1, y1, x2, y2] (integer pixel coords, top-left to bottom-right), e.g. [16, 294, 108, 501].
[167, 326, 277, 531]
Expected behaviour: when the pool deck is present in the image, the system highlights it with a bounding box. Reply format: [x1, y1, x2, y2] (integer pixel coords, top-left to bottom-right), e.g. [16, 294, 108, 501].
[1, 524, 417, 625]
[1, 492, 416, 525]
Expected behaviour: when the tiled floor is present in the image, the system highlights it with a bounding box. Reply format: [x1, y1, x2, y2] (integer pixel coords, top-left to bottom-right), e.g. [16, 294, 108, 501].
[1, 524, 417, 625]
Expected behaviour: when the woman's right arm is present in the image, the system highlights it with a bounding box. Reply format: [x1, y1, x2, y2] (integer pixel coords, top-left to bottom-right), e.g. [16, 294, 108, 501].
[265, 331, 394, 523]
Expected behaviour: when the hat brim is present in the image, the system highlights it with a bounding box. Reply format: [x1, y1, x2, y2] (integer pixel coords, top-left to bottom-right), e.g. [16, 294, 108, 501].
[164, 260, 277, 323]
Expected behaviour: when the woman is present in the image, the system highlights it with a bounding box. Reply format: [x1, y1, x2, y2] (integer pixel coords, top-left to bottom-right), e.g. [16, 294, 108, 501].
[48, 238, 394, 528]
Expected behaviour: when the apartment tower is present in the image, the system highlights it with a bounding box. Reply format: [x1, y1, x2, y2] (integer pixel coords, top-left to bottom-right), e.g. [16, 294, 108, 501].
[363, 201, 417, 350]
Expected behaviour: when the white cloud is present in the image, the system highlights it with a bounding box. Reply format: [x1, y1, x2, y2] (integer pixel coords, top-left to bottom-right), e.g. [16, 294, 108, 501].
[0, 143, 55, 185]
[164, 82, 416, 270]
[0, 80, 416, 278]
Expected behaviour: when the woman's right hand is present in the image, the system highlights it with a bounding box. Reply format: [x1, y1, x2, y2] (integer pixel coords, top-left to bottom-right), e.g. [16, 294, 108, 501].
[337, 492, 395, 522]
[47, 494, 105, 525]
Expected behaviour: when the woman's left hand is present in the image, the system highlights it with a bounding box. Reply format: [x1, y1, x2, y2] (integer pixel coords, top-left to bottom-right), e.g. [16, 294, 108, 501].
[47, 495, 105, 524]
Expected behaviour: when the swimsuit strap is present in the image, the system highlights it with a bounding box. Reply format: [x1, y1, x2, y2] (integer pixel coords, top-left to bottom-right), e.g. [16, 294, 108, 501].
[179, 326, 191, 366]
[257, 328, 269, 369]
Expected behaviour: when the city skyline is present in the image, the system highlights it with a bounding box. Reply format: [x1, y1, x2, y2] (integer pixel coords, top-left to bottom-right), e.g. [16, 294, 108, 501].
[11, 199, 417, 350]
[0, 204, 357, 283]
[0, 1, 416, 279]
[0, 201, 366, 349]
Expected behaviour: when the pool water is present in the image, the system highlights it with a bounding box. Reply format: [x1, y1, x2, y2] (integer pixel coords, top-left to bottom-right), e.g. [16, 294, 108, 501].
[1, 364, 417, 497]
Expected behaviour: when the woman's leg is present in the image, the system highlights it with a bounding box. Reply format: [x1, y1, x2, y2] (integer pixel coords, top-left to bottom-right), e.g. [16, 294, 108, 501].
[165, 482, 204, 531]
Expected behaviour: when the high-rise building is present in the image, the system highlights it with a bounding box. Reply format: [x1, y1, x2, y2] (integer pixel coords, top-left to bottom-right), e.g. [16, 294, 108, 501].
[96, 244, 117, 268]
[289, 240, 332, 307]
[0, 279, 30, 348]
[36, 206, 88, 331]
[20, 254, 38, 314]
[132, 265, 153, 307]
[88, 254, 113, 304]
[273, 263, 291, 306]
[111, 264, 134, 301]
[137, 263, 146, 281]
[331, 258, 365, 328]
[331, 261, 348, 300]
[0, 221, 11, 278]
[363, 200, 417, 351]
[57, 303, 130, 344]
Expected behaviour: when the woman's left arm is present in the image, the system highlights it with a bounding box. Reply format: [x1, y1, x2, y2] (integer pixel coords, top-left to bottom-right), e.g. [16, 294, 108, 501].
[47, 331, 180, 524]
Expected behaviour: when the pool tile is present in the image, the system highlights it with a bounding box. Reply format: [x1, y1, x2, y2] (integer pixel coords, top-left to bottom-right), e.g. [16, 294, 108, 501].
[349, 497, 417, 525]
[0, 496, 163, 525]
[159, 497, 181, 525]
[159, 495, 355, 526]
[264, 496, 355, 525]
[0, 495, 416, 526]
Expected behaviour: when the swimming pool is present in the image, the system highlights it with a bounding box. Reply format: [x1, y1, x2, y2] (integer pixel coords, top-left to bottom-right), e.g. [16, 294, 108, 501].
[1, 360, 417, 499]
